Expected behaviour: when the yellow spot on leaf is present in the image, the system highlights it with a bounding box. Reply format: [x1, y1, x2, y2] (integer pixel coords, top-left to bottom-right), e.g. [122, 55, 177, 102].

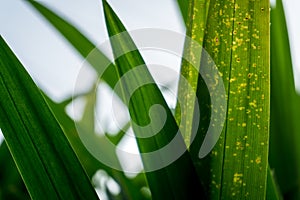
[238, 107, 245, 110]
[219, 10, 223, 16]
[230, 78, 236, 82]
[249, 101, 257, 108]
[256, 157, 261, 164]
[240, 83, 247, 87]
[233, 173, 243, 183]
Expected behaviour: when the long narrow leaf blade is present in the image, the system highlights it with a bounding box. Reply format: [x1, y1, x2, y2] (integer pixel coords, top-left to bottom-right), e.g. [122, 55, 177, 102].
[193, 0, 270, 198]
[270, 0, 300, 198]
[175, 0, 210, 145]
[0, 36, 98, 199]
[102, 1, 205, 199]
[177, 0, 189, 24]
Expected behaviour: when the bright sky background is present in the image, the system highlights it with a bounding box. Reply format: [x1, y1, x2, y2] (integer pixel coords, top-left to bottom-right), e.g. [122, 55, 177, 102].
[0, 1, 299, 195]
[0, 0, 299, 103]
[0, 0, 185, 101]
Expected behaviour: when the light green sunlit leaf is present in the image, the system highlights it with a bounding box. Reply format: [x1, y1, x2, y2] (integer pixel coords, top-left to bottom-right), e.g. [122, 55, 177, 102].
[190, 0, 270, 199]
[175, 0, 210, 145]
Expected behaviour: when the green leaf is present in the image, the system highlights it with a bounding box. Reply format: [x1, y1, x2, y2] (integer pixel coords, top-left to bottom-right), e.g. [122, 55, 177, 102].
[102, 1, 205, 199]
[0, 36, 99, 199]
[0, 142, 30, 199]
[175, 0, 210, 145]
[266, 166, 282, 200]
[270, 0, 300, 198]
[177, 0, 189, 24]
[191, 0, 270, 199]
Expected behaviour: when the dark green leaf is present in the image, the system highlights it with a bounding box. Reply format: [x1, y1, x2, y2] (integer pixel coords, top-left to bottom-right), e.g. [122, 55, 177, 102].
[102, 1, 205, 199]
[177, 0, 189, 24]
[270, 0, 300, 199]
[266, 166, 282, 200]
[0, 142, 29, 200]
[0, 36, 99, 199]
